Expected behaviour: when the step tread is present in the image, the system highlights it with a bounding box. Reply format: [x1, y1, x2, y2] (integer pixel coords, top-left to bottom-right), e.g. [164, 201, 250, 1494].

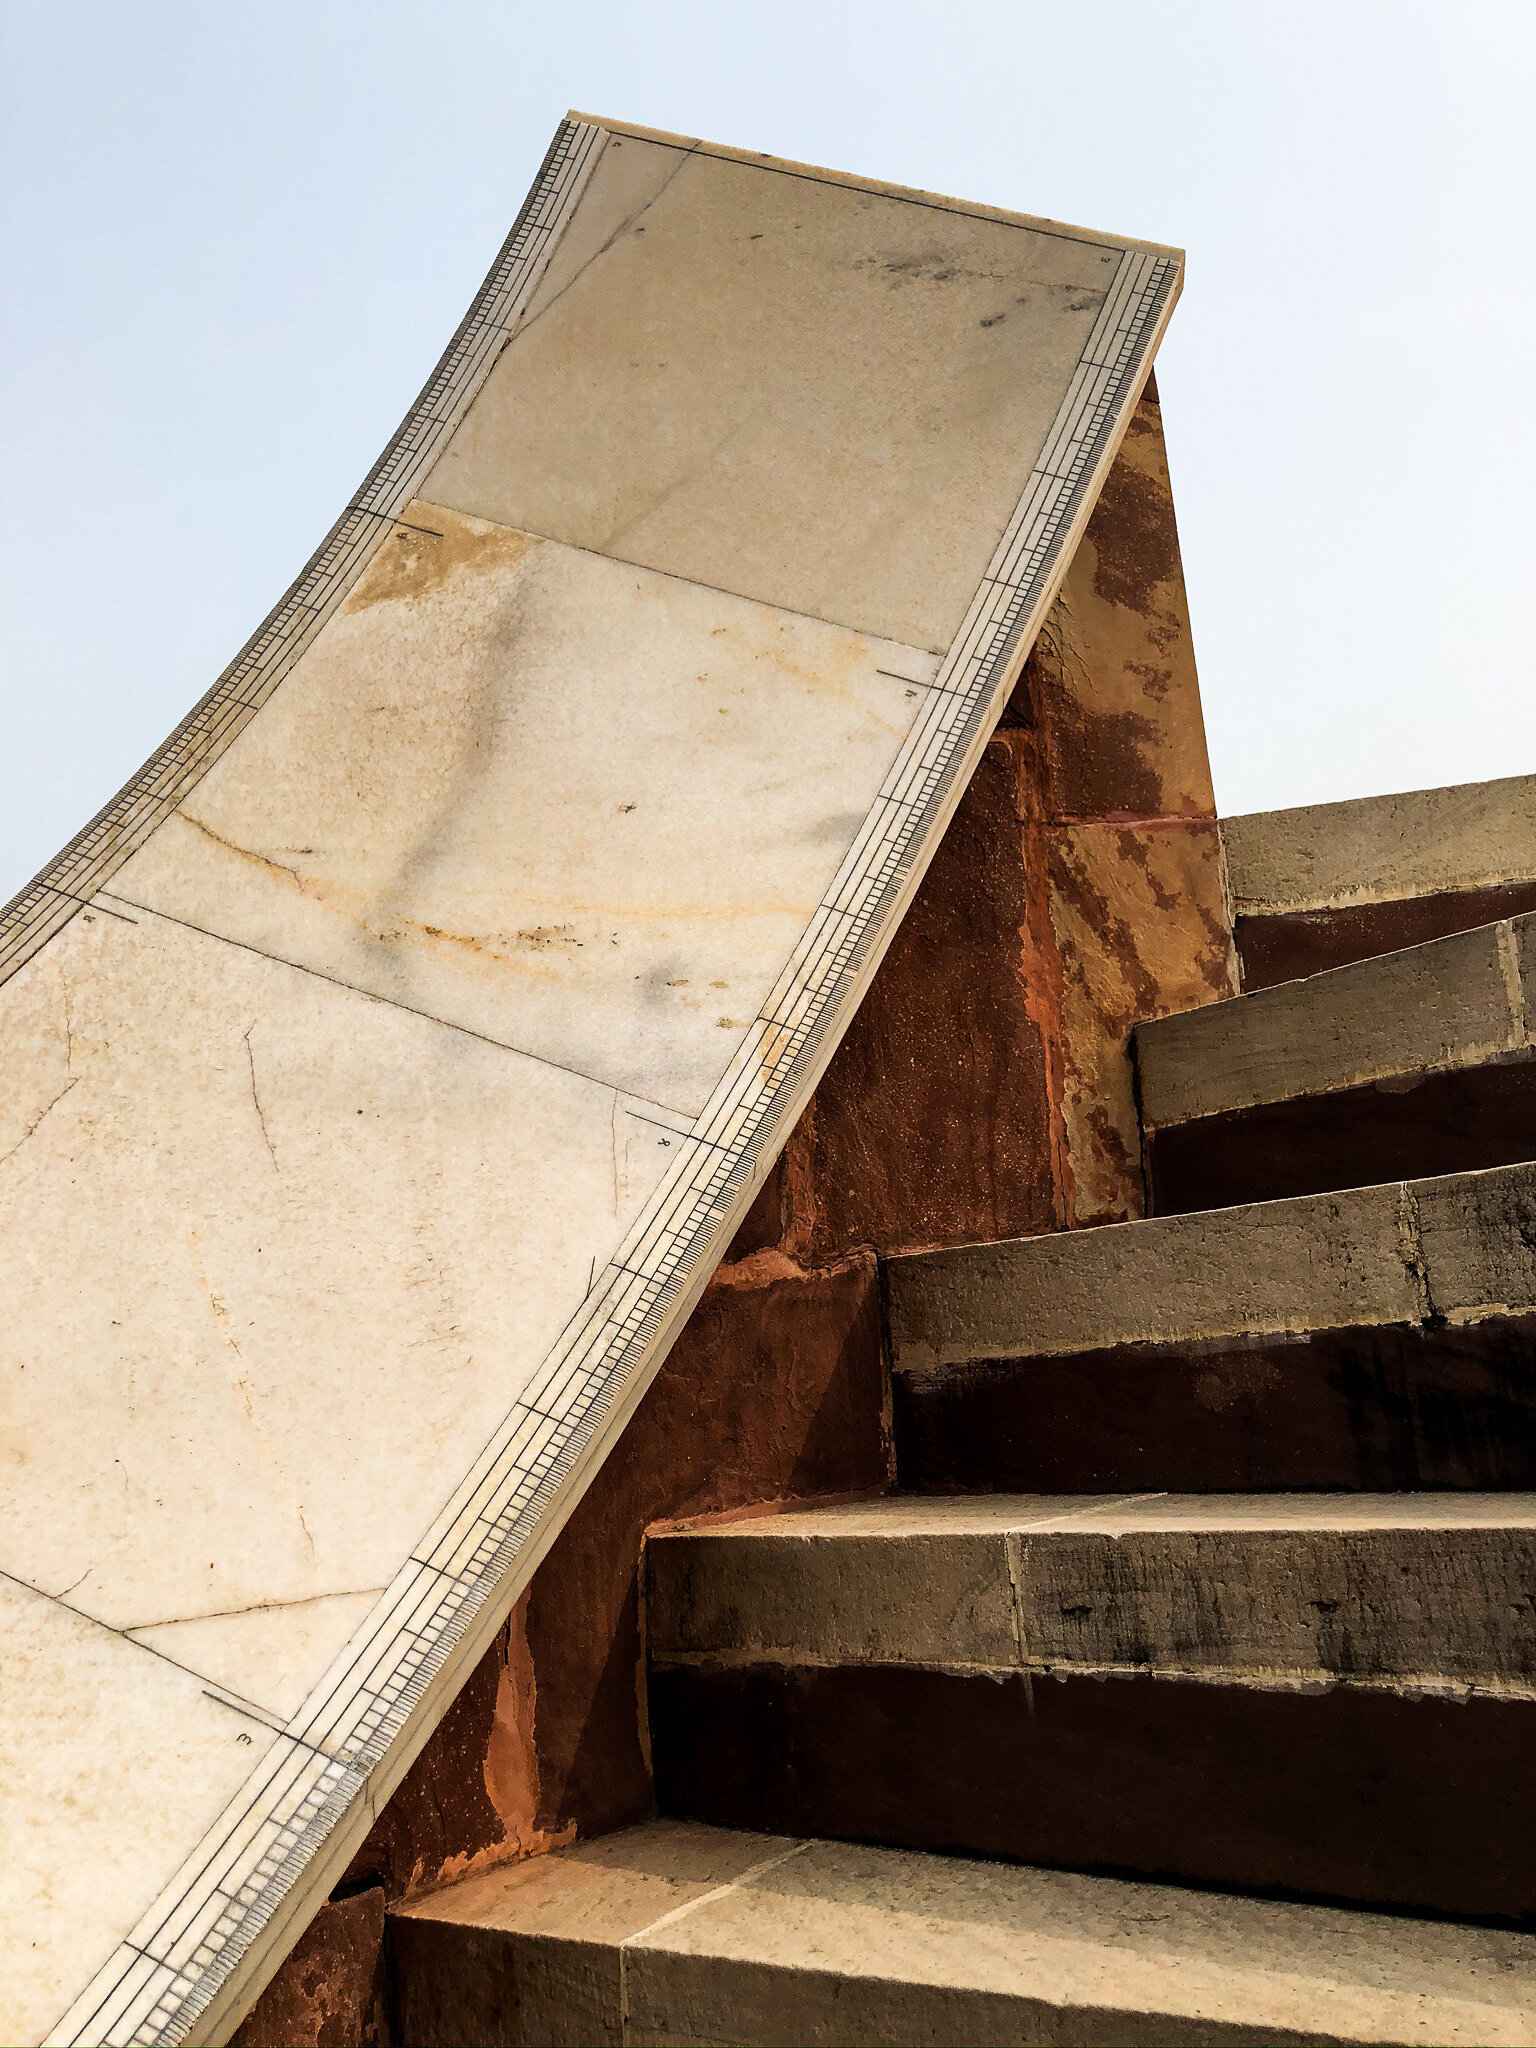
[647, 1493, 1536, 1693]
[885, 1158, 1536, 1373]
[390, 1818, 1536, 2046]
[1136, 915, 1535, 1131]
[1221, 776, 1536, 919]
[659, 1491, 1536, 1539]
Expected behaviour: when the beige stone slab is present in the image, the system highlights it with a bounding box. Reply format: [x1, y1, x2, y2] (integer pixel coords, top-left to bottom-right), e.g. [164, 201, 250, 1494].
[1135, 919, 1527, 1129]
[718, 1492, 1536, 1538]
[425, 134, 1124, 655]
[648, 1519, 1021, 1670]
[111, 506, 934, 1116]
[390, 1822, 798, 2048]
[392, 1818, 1536, 2047]
[646, 1494, 1536, 1692]
[0, 907, 676, 1707]
[1019, 1492, 1536, 1532]
[1222, 776, 1536, 914]
[633, 1839, 1529, 2048]
[0, 1576, 283, 2048]
[1011, 1519, 1536, 1691]
[1414, 1159, 1536, 1321]
[885, 1181, 1421, 1372]
[887, 1162, 1536, 1375]
[127, 1590, 385, 1723]
[392, 1815, 793, 1940]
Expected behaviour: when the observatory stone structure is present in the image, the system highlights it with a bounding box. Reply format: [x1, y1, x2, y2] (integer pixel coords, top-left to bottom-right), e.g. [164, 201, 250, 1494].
[5, 115, 1536, 2048]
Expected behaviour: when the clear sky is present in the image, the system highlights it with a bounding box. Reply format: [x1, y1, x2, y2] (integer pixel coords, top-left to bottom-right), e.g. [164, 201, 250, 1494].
[3, 0, 1533, 902]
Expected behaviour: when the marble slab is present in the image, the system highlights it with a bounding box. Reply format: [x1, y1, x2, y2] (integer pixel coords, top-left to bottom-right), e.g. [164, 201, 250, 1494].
[112, 503, 938, 1114]
[0, 113, 1179, 2044]
[0, 1577, 283, 2048]
[424, 129, 1127, 654]
[1, 907, 678, 1709]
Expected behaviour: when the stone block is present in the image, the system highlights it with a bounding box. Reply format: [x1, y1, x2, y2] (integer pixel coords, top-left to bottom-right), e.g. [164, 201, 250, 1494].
[389, 1818, 1536, 2046]
[1137, 919, 1526, 1132]
[886, 1182, 1420, 1373]
[647, 1493, 1536, 1693]
[1222, 776, 1536, 916]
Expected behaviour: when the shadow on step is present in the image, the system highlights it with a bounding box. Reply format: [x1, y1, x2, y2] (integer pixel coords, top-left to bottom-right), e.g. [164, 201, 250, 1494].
[1235, 881, 1536, 990]
[650, 1661, 1535, 1926]
[1146, 1059, 1536, 1215]
[893, 1315, 1536, 1493]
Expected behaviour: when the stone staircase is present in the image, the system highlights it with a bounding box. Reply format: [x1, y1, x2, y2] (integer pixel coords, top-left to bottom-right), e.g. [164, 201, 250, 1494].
[385, 792, 1536, 2044]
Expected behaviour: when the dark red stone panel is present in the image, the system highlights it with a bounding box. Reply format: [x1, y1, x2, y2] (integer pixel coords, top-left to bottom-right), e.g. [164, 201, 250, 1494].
[337, 1249, 888, 1922]
[525, 1250, 890, 1843]
[806, 734, 1064, 1259]
[230, 1890, 389, 2048]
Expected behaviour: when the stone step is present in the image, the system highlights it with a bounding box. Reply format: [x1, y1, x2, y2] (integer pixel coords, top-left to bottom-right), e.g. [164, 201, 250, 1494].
[884, 1160, 1536, 1494]
[1133, 916, 1536, 1214]
[388, 1817, 1536, 2046]
[645, 1494, 1536, 1920]
[1222, 774, 1536, 992]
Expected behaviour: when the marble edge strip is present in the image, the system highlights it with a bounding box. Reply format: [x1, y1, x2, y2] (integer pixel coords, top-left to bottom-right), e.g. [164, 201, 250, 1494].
[43, 143, 1180, 2048]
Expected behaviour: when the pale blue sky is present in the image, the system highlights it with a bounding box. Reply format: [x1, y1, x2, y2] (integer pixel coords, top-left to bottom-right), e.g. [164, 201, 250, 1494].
[3, 0, 1533, 900]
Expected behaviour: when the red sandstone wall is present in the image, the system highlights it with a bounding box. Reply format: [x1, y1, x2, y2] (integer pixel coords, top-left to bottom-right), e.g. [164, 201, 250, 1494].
[233, 380, 1234, 2047]
[773, 373, 1234, 1255]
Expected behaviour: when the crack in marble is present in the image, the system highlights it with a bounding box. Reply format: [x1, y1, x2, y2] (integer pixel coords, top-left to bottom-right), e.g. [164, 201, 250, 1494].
[186, 1226, 320, 1566]
[243, 1023, 279, 1171]
[0, 1563, 281, 1725]
[0, 1074, 79, 1168]
[598, 408, 757, 559]
[122, 1586, 388, 1635]
[506, 138, 699, 352]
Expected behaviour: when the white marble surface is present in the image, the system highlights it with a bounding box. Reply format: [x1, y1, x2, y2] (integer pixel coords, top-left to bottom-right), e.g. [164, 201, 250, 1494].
[0, 1576, 282, 2048]
[113, 504, 937, 1113]
[0, 907, 677, 1731]
[424, 132, 1120, 653]
[0, 114, 1176, 2044]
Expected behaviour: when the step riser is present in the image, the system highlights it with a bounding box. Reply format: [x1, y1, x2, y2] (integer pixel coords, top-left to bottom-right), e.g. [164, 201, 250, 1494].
[388, 1818, 1536, 2047]
[894, 1316, 1536, 1493]
[1145, 1059, 1536, 1216]
[1235, 881, 1536, 991]
[650, 1662, 1536, 1922]
[388, 1914, 1329, 2048]
[648, 1515, 1536, 1693]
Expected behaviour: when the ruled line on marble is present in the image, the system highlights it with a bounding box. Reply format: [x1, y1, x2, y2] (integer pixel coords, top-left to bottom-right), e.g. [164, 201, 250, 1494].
[95, 890, 704, 1125]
